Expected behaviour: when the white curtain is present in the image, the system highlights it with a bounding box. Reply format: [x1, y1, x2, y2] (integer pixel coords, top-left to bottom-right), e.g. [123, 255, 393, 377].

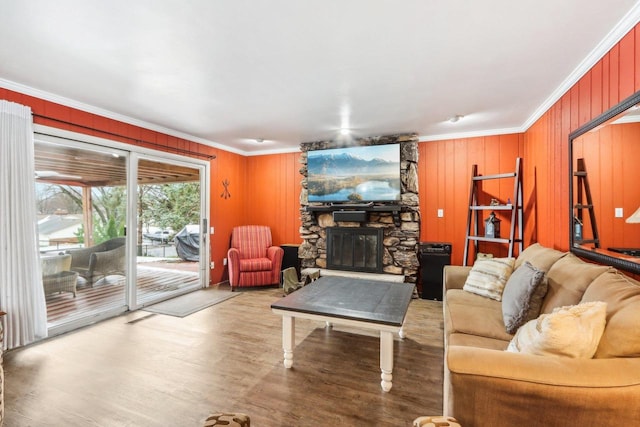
[0, 100, 48, 349]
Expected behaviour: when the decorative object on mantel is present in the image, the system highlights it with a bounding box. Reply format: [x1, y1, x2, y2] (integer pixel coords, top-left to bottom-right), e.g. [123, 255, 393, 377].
[220, 179, 231, 199]
[626, 205, 640, 223]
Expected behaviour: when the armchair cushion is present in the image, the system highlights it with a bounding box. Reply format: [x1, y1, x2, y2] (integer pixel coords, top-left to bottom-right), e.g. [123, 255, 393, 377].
[239, 258, 272, 272]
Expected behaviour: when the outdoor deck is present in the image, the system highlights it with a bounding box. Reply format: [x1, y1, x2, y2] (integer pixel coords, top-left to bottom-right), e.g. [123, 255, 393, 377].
[45, 262, 201, 326]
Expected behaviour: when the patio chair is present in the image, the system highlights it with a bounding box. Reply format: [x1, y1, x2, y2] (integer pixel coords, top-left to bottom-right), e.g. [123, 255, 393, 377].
[66, 237, 126, 286]
[41, 253, 78, 297]
[227, 225, 283, 291]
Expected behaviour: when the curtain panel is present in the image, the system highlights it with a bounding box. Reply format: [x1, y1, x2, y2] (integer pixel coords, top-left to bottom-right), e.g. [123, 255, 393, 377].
[0, 100, 48, 349]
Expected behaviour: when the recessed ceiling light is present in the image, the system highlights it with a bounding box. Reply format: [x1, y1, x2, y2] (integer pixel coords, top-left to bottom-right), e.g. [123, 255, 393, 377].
[340, 128, 350, 136]
[448, 114, 464, 123]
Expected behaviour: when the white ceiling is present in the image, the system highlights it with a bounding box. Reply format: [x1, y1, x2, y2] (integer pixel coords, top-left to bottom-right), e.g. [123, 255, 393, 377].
[1, 1, 639, 155]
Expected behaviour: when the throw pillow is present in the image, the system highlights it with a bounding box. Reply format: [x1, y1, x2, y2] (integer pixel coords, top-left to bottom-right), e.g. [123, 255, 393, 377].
[506, 301, 607, 358]
[501, 261, 547, 334]
[463, 257, 515, 301]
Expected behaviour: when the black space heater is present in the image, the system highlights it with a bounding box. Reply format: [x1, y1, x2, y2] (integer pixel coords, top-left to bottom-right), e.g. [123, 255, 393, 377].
[419, 242, 452, 301]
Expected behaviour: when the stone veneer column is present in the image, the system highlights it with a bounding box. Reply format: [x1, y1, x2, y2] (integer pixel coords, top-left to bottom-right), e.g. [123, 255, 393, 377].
[298, 134, 420, 285]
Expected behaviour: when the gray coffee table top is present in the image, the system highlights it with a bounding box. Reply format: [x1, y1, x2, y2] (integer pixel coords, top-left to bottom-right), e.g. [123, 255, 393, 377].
[271, 275, 414, 326]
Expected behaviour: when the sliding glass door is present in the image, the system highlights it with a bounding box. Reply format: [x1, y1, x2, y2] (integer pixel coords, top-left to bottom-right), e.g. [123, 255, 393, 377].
[133, 156, 206, 307]
[35, 130, 210, 335]
[36, 138, 129, 333]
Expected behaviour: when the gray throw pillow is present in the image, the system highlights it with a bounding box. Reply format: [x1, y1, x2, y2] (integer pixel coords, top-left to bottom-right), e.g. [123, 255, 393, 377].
[502, 261, 547, 334]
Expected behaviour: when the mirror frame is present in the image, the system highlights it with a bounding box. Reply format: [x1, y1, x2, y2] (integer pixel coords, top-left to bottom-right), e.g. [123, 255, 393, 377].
[569, 90, 640, 275]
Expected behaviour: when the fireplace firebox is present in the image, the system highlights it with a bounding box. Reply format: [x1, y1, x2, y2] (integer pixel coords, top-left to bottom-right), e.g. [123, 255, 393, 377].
[326, 227, 383, 273]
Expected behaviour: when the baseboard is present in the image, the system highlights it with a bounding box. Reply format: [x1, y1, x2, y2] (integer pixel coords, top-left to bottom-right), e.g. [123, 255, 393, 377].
[301, 268, 405, 283]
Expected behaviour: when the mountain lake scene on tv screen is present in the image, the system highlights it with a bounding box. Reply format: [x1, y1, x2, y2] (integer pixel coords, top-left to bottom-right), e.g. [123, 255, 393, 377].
[307, 145, 401, 202]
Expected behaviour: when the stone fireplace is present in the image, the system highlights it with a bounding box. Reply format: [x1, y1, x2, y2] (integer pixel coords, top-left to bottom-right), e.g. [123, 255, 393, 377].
[298, 134, 420, 285]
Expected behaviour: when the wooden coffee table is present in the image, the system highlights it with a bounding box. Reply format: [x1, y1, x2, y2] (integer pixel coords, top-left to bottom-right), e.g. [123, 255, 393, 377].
[271, 276, 414, 392]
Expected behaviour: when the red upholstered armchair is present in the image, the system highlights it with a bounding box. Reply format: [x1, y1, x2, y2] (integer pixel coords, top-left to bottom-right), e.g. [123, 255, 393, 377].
[227, 225, 284, 290]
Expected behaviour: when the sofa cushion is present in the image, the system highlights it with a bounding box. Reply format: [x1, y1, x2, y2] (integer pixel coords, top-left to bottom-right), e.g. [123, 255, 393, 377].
[540, 253, 610, 313]
[507, 301, 607, 358]
[514, 243, 567, 271]
[445, 289, 514, 342]
[448, 332, 509, 351]
[463, 257, 515, 301]
[502, 261, 548, 334]
[581, 270, 640, 358]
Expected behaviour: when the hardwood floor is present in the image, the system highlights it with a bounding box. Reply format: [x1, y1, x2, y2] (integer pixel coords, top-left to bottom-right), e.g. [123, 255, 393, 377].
[4, 285, 444, 427]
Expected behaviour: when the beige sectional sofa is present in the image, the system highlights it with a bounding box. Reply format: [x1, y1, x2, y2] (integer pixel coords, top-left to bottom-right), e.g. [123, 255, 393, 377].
[442, 243, 640, 426]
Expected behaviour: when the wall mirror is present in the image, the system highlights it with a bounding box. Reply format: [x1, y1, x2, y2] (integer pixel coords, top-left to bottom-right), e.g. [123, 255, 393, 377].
[569, 90, 640, 274]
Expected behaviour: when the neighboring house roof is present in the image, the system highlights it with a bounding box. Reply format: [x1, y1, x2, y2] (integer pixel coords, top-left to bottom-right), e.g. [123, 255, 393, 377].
[38, 215, 82, 239]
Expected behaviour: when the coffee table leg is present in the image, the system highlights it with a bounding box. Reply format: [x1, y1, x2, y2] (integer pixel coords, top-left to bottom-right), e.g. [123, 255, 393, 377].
[283, 315, 295, 368]
[398, 326, 406, 339]
[380, 330, 394, 392]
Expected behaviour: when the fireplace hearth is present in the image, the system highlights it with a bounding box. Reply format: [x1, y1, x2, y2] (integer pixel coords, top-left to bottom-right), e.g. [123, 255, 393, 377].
[327, 227, 383, 273]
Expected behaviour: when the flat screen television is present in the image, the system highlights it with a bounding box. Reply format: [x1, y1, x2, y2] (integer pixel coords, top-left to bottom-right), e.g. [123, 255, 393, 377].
[307, 144, 401, 203]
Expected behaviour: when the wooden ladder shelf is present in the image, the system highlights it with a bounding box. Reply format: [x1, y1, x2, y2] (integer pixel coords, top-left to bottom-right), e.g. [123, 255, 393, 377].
[463, 157, 524, 266]
[573, 158, 600, 248]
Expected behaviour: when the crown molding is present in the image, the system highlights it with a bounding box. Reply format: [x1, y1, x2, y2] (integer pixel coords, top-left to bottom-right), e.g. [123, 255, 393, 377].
[0, 77, 250, 156]
[418, 126, 523, 142]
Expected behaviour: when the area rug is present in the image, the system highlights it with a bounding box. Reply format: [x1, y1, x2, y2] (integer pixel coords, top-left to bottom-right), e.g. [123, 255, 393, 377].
[143, 288, 239, 317]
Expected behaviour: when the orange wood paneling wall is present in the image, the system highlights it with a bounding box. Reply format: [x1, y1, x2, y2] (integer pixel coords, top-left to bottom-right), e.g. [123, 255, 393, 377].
[0, 87, 245, 284]
[418, 134, 524, 265]
[210, 152, 302, 282]
[210, 149, 248, 283]
[419, 24, 640, 265]
[524, 24, 640, 254]
[243, 153, 303, 246]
